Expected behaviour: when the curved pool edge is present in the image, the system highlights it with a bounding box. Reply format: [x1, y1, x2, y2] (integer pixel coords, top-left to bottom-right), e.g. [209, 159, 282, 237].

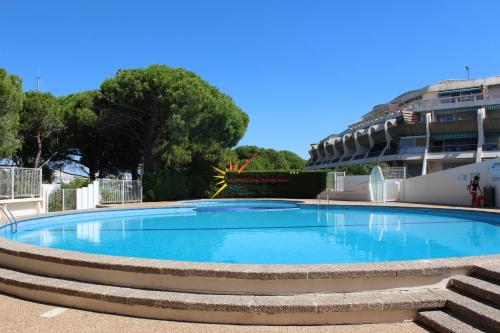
[1, 200, 500, 295]
[1, 201, 500, 325]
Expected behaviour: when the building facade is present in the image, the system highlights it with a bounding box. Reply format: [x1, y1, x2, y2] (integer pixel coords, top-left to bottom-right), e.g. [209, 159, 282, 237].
[306, 76, 500, 176]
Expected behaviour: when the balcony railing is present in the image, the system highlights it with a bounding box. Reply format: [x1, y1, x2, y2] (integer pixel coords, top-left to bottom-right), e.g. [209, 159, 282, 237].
[352, 154, 366, 160]
[341, 156, 353, 162]
[383, 148, 398, 156]
[414, 93, 500, 110]
[483, 143, 500, 151]
[428, 144, 477, 153]
[366, 150, 383, 158]
[399, 146, 426, 154]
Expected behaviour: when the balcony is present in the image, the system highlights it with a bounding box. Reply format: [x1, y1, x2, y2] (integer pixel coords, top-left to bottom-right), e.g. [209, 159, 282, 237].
[352, 154, 365, 160]
[428, 144, 477, 153]
[483, 143, 500, 151]
[366, 150, 383, 158]
[429, 120, 477, 134]
[399, 146, 426, 154]
[383, 148, 398, 156]
[412, 93, 500, 112]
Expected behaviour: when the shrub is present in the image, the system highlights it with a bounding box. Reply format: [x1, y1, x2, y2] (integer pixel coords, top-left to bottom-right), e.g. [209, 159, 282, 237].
[220, 171, 329, 198]
[340, 162, 389, 176]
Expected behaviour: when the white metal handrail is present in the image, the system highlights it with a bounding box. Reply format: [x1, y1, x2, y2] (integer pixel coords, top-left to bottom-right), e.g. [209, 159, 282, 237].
[0, 204, 17, 233]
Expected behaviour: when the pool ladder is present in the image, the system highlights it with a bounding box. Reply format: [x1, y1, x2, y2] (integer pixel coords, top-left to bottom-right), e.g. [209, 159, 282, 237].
[316, 194, 330, 206]
[0, 204, 17, 234]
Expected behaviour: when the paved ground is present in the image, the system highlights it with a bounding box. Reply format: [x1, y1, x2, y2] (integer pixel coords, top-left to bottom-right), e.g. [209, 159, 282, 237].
[0, 293, 428, 333]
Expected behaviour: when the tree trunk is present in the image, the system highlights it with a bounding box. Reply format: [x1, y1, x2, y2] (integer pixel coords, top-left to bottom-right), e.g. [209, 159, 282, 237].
[143, 142, 154, 175]
[89, 166, 96, 181]
[131, 168, 139, 180]
[34, 132, 42, 168]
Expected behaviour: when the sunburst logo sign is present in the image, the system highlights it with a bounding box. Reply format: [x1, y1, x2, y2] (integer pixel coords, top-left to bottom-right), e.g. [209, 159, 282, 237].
[211, 153, 258, 198]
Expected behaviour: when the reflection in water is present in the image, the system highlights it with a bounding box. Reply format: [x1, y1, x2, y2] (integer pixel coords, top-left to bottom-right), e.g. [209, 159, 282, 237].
[77, 222, 101, 243]
[4, 206, 500, 264]
[39, 229, 55, 247]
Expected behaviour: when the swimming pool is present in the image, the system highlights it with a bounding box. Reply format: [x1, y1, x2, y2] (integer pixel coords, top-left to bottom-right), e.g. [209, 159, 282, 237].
[2, 200, 499, 264]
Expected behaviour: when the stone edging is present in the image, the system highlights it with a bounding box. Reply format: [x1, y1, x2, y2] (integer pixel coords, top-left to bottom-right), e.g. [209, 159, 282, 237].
[0, 201, 499, 281]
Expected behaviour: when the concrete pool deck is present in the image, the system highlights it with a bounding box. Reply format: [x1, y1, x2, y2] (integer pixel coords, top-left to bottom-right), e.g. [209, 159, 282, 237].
[0, 292, 428, 333]
[102, 197, 500, 213]
[0, 199, 499, 328]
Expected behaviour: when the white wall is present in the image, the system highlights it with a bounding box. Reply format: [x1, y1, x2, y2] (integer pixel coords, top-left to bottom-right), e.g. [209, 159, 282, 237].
[76, 181, 100, 210]
[343, 175, 370, 192]
[0, 199, 44, 221]
[319, 175, 370, 201]
[401, 158, 500, 207]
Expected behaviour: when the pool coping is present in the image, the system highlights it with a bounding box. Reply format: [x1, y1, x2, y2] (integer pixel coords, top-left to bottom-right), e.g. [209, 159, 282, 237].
[1, 200, 500, 281]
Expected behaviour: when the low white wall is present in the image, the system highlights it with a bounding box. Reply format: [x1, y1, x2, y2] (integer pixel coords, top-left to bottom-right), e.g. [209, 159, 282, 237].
[76, 181, 100, 210]
[0, 199, 44, 221]
[319, 175, 371, 201]
[344, 175, 370, 192]
[401, 158, 500, 207]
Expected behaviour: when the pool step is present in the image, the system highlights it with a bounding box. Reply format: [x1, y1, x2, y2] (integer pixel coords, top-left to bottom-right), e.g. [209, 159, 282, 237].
[417, 262, 500, 333]
[473, 262, 500, 284]
[0, 266, 446, 325]
[449, 275, 500, 307]
[417, 310, 484, 333]
[444, 290, 500, 332]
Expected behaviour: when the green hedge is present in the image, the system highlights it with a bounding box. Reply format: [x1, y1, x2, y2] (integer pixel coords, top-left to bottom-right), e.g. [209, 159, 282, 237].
[220, 171, 329, 198]
[143, 170, 214, 201]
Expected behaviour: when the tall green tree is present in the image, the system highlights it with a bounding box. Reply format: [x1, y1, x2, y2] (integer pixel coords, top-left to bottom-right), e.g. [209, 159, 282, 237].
[96, 65, 248, 198]
[17, 91, 63, 168]
[58, 91, 140, 180]
[233, 146, 306, 170]
[0, 68, 23, 159]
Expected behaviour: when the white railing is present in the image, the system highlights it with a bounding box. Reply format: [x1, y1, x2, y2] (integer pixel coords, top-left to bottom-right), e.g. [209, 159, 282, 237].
[0, 167, 42, 200]
[383, 167, 407, 180]
[413, 93, 500, 109]
[335, 172, 346, 192]
[0, 204, 17, 233]
[99, 179, 142, 204]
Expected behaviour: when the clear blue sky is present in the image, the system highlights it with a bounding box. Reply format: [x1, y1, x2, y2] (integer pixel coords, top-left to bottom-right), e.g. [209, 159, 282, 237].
[2, 1, 500, 158]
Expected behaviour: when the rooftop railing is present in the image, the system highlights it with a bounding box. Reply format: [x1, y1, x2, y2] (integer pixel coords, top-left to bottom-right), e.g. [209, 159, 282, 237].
[414, 93, 500, 110]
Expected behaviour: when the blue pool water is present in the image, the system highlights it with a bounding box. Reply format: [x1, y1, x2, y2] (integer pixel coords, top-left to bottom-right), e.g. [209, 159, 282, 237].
[1, 200, 499, 264]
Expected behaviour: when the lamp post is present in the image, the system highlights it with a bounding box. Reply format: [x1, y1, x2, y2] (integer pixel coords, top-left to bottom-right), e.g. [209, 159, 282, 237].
[465, 66, 470, 80]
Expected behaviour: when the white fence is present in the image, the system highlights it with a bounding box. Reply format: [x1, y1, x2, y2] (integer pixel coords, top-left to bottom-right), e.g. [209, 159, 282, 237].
[370, 167, 407, 202]
[48, 189, 77, 212]
[99, 179, 142, 204]
[46, 179, 142, 213]
[0, 167, 42, 200]
[382, 167, 407, 180]
[326, 172, 346, 191]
